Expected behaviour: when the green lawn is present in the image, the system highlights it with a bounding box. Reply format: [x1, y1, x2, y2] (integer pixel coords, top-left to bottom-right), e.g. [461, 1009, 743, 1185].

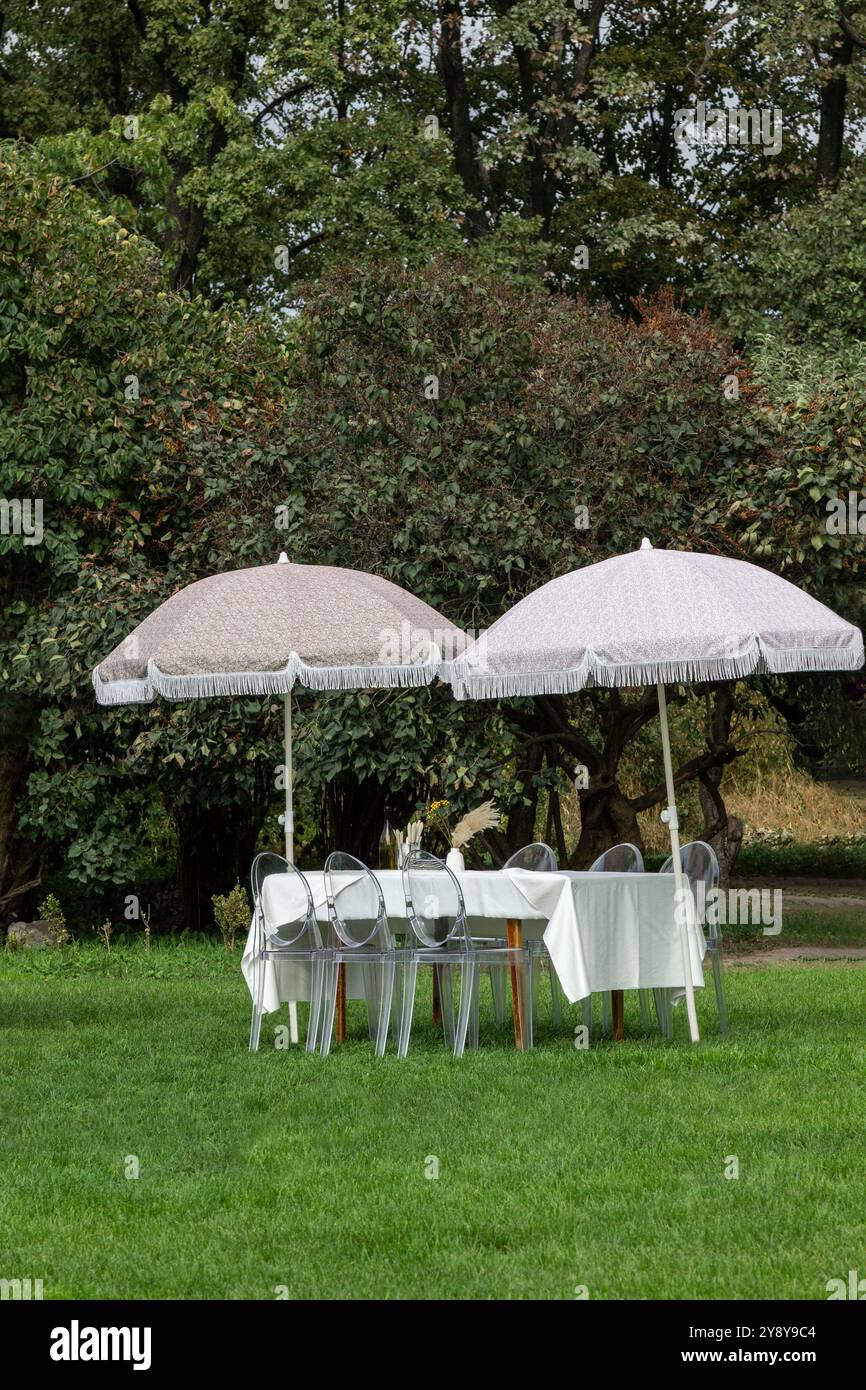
[727, 909, 866, 949]
[1, 939, 865, 1300]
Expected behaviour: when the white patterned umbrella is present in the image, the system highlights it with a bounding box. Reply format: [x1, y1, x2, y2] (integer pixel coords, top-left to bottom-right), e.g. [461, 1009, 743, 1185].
[94, 553, 466, 860]
[450, 539, 864, 1040]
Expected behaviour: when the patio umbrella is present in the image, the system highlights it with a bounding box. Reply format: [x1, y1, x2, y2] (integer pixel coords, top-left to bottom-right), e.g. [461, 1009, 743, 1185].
[449, 538, 864, 1041]
[93, 553, 466, 861]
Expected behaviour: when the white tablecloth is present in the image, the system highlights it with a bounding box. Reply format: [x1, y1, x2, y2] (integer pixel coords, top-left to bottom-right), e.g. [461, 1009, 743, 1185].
[241, 869, 705, 1013]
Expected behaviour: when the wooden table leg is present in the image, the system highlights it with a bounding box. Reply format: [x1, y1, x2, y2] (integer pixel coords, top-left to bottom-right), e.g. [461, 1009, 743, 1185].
[335, 963, 347, 1043]
[611, 989, 624, 1041]
[506, 919, 525, 1051]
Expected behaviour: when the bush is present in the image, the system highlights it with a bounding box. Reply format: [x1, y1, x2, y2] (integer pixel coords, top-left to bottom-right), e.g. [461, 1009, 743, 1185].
[735, 839, 866, 881]
[36, 893, 69, 947]
[211, 885, 250, 952]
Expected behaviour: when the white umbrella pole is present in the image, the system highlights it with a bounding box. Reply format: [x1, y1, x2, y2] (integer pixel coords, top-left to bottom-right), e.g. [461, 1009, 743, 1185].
[283, 690, 298, 1044]
[656, 681, 700, 1044]
[283, 690, 293, 863]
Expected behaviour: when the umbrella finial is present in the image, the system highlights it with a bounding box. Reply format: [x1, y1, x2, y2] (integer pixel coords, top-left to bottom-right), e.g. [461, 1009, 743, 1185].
[278, 552, 289, 564]
[640, 537, 653, 551]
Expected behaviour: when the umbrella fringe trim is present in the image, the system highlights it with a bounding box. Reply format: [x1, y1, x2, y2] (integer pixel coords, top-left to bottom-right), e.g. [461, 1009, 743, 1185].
[91, 668, 154, 706]
[139, 653, 444, 700]
[92, 657, 448, 705]
[450, 639, 864, 698]
[294, 658, 443, 692]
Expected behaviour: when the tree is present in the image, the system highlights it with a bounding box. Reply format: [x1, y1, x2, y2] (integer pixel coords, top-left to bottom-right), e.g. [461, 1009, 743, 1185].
[700, 159, 866, 350]
[8, 1, 866, 314]
[218, 255, 865, 881]
[0, 144, 290, 925]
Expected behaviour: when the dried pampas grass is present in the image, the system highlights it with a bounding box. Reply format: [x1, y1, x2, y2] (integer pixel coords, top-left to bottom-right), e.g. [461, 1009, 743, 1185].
[451, 799, 501, 849]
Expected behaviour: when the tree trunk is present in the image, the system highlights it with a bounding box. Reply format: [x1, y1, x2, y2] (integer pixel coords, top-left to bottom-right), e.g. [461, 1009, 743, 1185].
[697, 684, 743, 888]
[573, 776, 643, 868]
[0, 697, 38, 924]
[319, 775, 432, 865]
[175, 796, 269, 932]
[436, 2, 492, 237]
[816, 33, 854, 187]
[321, 775, 387, 864]
[698, 769, 742, 890]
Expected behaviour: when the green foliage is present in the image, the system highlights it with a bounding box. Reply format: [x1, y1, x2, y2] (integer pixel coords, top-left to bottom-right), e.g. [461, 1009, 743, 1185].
[645, 838, 866, 879]
[7, 1, 866, 317]
[35, 891, 69, 946]
[0, 144, 289, 904]
[211, 883, 249, 951]
[736, 838, 866, 881]
[701, 163, 866, 350]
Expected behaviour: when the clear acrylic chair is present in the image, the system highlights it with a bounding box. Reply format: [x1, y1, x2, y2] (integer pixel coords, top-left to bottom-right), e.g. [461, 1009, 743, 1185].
[588, 842, 646, 1035]
[503, 842, 564, 1028]
[249, 852, 327, 1054]
[399, 849, 533, 1057]
[660, 840, 727, 1036]
[319, 852, 398, 1058]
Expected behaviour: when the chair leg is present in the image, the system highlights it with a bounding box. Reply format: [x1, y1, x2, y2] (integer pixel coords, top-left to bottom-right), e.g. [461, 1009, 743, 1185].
[437, 962, 456, 1048]
[362, 961, 379, 1041]
[375, 960, 395, 1057]
[288, 1000, 299, 1045]
[517, 954, 533, 1050]
[639, 989, 652, 1031]
[318, 959, 341, 1058]
[530, 953, 541, 1025]
[653, 987, 672, 1039]
[453, 958, 476, 1058]
[601, 991, 612, 1036]
[307, 959, 325, 1054]
[711, 946, 730, 1035]
[489, 963, 507, 1027]
[468, 969, 480, 1050]
[249, 953, 266, 1052]
[397, 960, 418, 1059]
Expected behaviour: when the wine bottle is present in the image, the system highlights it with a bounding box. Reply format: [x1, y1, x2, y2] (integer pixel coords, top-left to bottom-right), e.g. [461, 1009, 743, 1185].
[378, 808, 397, 870]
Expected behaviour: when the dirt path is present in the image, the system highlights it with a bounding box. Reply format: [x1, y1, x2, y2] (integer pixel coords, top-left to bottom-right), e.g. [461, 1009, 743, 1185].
[730, 875, 866, 914]
[727, 944, 866, 968]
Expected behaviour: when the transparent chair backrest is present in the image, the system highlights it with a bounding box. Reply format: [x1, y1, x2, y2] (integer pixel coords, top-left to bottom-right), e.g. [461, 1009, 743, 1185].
[324, 851, 393, 949]
[504, 842, 558, 872]
[403, 849, 467, 948]
[660, 840, 719, 896]
[251, 852, 321, 949]
[589, 842, 644, 873]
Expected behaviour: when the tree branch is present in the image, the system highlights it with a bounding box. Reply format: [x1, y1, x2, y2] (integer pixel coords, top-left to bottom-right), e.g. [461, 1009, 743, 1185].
[629, 744, 745, 813]
[838, 2, 866, 48]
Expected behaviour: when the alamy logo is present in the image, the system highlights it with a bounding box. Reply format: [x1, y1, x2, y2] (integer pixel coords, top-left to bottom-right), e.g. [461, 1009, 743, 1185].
[826, 1269, 866, 1299]
[0, 497, 44, 545]
[674, 101, 782, 156]
[826, 491, 866, 535]
[377, 623, 488, 672]
[674, 882, 783, 936]
[0, 1276, 43, 1299]
[50, 1321, 152, 1371]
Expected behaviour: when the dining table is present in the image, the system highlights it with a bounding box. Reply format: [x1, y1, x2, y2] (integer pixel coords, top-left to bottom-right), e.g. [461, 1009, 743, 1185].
[242, 867, 706, 1046]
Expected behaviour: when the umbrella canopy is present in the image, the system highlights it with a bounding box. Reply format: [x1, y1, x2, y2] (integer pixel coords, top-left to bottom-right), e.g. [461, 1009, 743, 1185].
[93, 553, 465, 1045]
[450, 538, 863, 699]
[450, 540, 864, 1043]
[93, 553, 464, 870]
[93, 554, 466, 705]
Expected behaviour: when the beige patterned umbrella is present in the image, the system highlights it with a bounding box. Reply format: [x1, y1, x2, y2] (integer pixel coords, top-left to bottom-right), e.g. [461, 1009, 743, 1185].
[94, 553, 466, 860]
[450, 539, 864, 1042]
